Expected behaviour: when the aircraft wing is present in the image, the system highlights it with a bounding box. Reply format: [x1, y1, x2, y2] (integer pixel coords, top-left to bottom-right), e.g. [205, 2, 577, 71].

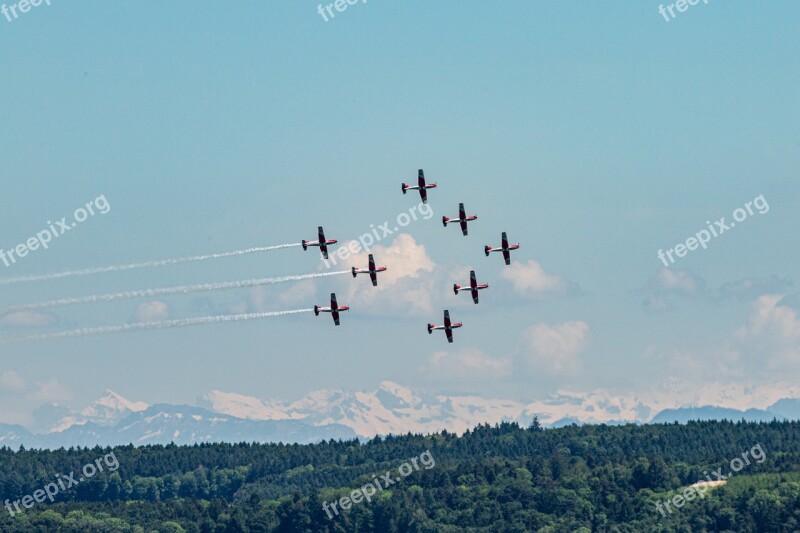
[501, 232, 510, 264]
[330, 293, 338, 312]
[368, 254, 377, 286]
[472, 290, 479, 304]
[444, 310, 451, 329]
[470, 272, 479, 303]
[330, 293, 340, 325]
[318, 227, 328, 258]
[418, 170, 428, 203]
[445, 327, 454, 343]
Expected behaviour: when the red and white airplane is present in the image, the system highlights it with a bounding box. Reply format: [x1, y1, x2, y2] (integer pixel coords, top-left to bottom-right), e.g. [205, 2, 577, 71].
[443, 202, 478, 236]
[427, 310, 462, 343]
[401, 169, 437, 204]
[302, 226, 337, 260]
[485, 231, 520, 265]
[454, 270, 489, 304]
[352, 254, 387, 286]
[314, 293, 349, 326]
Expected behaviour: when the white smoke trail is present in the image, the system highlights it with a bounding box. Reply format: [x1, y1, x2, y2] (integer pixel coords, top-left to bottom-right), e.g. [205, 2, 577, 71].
[0, 244, 302, 285]
[4, 270, 349, 312]
[1, 309, 313, 343]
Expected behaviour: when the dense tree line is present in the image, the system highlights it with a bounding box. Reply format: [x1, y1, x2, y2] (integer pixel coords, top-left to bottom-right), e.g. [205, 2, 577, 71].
[0, 419, 799, 531]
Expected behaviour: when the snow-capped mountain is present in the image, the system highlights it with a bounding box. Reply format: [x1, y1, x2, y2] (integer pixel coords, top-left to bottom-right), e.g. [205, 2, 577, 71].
[0, 402, 356, 449]
[4, 380, 800, 448]
[80, 389, 149, 424]
[206, 382, 525, 437]
[38, 389, 150, 434]
[201, 380, 800, 438]
[200, 390, 294, 421]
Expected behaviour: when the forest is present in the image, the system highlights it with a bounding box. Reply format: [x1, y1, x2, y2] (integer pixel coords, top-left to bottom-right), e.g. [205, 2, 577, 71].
[0, 419, 799, 532]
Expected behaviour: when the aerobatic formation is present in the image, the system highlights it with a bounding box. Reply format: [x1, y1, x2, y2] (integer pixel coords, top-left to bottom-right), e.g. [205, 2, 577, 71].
[0, 169, 521, 342]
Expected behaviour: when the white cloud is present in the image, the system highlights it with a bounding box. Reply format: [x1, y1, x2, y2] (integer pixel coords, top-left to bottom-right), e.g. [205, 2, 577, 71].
[656, 268, 704, 294]
[521, 321, 590, 375]
[738, 294, 800, 340]
[133, 301, 170, 322]
[0, 311, 57, 328]
[500, 260, 571, 297]
[277, 279, 317, 306]
[425, 349, 512, 381]
[0, 370, 27, 392]
[641, 268, 706, 311]
[733, 294, 800, 371]
[318, 233, 440, 316]
[715, 276, 792, 301]
[27, 378, 73, 404]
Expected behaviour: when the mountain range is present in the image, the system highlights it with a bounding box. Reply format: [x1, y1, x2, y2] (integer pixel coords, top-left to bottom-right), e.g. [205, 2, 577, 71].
[3, 381, 800, 448]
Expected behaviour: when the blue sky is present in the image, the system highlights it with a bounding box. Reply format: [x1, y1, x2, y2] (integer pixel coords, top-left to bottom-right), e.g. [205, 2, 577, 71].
[1, 1, 799, 426]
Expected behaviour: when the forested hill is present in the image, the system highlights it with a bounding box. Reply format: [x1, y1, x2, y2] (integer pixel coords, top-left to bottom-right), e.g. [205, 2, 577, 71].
[1, 420, 799, 531]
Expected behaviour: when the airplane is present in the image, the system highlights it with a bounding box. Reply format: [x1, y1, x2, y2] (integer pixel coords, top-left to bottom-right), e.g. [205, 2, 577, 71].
[427, 309, 462, 343]
[302, 226, 337, 259]
[454, 270, 489, 304]
[443, 202, 478, 236]
[401, 169, 437, 204]
[352, 253, 387, 286]
[485, 231, 520, 265]
[314, 293, 349, 326]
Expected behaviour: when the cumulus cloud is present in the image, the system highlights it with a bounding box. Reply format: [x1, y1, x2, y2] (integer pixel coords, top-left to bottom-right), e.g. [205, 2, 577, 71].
[521, 321, 590, 375]
[133, 300, 170, 322]
[312, 233, 441, 316]
[27, 378, 73, 404]
[276, 279, 318, 307]
[738, 295, 800, 340]
[0, 370, 28, 392]
[500, 260, 576, 299]
[731, 294, 800, 371]
[0, 310, 57, 328]
[425, 349, 512, 381]
[641, 269, 706, 312]
[714, 276, 793, 301]
[641, 270, 795, 312]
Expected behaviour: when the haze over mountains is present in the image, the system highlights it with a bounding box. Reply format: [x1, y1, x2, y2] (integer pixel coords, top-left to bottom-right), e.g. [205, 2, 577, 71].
[2, 381, 800, 449]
